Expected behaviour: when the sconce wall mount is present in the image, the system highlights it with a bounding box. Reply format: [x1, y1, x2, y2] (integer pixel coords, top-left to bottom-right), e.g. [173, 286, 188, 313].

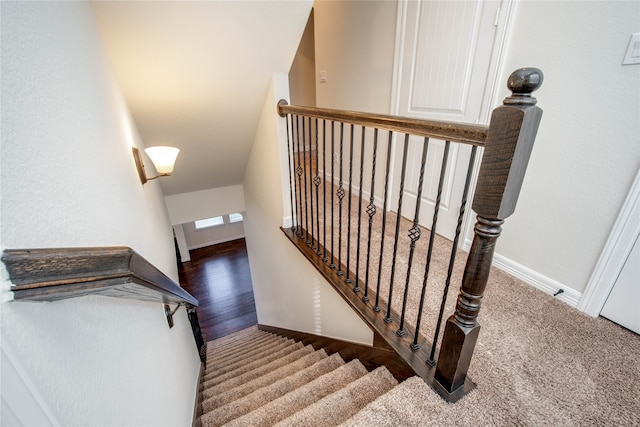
[132, 146, 180, 185]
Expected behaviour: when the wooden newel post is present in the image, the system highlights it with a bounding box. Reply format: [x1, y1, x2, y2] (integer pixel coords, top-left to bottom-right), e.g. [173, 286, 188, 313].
[434, 68, 544, 394]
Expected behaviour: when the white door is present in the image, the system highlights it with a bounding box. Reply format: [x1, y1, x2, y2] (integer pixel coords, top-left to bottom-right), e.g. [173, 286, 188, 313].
[390, 0, 511, 240]
[600, 234, 640, 334]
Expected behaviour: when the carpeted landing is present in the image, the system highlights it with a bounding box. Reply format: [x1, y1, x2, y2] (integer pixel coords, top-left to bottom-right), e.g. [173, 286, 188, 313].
[198, 326, 398, 427]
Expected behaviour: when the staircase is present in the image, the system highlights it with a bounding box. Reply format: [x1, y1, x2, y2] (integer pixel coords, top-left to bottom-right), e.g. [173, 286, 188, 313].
[197, 326, 400, 426]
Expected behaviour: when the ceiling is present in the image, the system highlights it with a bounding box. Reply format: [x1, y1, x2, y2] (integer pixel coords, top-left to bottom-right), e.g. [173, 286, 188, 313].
[92, 1, 312, 196]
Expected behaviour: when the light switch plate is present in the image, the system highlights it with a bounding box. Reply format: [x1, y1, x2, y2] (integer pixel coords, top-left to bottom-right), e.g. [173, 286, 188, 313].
[319, 71, 328, 83]
[622, 33, 640, 65]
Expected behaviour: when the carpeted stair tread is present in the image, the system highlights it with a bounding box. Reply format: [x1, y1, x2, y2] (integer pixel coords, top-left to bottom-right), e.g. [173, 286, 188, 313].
[202, 349, 331, 412]
[338, 376, 427, 427]
[205, 326, 262, 352]
[206, 333, 278, 361]
[201, 352, 346, 426]
[202, 341, 304, 388]
[275, 366, 398, 427]
[205, 337, 292, 376]
[206, 331, 278, 357]
[205, 333, 277, 360]
[219, 359, 368, 427]
[202, 344, 315, 398]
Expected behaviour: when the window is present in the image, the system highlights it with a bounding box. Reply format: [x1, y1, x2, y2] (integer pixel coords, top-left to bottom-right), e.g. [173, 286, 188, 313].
[229, 212, 244, 223]
[194, 216, 224, 229]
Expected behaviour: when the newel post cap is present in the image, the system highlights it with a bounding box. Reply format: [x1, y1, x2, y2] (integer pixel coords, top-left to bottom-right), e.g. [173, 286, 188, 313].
[504, 67, 543, 106]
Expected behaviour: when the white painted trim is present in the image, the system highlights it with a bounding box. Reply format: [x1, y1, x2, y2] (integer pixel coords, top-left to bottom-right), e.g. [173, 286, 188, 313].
[491, 252, 582, 307]
[1, 341, 61, 426]
[462, 234, 583, 307]
[578, 168, 640, 317]
[462, 236, 583, 307]
[187, 234, 246, 251]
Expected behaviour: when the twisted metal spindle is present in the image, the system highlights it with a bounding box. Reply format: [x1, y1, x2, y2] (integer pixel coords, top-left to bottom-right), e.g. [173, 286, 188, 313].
[330, 121, 336, 269]
[363, 128, 379, 303]
[322, 119, 328, 262]
[301, 116, 310, 241]
[397, 137, 430, 337]
[294, 115, 304, 236]
[385, 133, 410, 324]
[304, 117, 313, 245]
[314, 118, 321, 255]
[354, 126, 366, 293]
[337, 123, 345, 276]
[345, 124, 355, 284]
[412, 141, 451, 353]
[374, 131, 393, 313]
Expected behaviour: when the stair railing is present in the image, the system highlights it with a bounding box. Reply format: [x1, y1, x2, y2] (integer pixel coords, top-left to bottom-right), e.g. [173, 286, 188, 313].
[2, 246, 206, 362]
[277, 68, 543, 401]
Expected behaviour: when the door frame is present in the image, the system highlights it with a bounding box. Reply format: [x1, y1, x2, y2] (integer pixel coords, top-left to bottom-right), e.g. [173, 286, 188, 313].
[578, 168, 640, 317]
[388, 0, 516, 247]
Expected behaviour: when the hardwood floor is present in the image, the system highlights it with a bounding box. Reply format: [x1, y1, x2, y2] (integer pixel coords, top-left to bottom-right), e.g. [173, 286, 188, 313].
[179, 238, 257, 342]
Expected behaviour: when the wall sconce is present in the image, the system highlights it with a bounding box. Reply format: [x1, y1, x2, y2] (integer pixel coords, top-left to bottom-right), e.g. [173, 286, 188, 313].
[132, 146, 180, 185]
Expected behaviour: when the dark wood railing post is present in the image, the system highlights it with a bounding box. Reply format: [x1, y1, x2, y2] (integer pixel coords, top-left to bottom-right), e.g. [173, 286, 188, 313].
[434, 68, 544, 394]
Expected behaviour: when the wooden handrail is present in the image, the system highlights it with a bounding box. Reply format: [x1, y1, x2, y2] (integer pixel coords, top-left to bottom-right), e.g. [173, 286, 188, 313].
[2, 246, 198, 306]
[2, 246, 206, 361]
[277, 102, 488, 146]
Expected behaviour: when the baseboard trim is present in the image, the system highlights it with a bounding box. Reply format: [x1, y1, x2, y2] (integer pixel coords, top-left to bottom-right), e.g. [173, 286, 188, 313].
[257, 323, 415, 382]
[491, 252, 582, 307]
[462, 237, 582, 308]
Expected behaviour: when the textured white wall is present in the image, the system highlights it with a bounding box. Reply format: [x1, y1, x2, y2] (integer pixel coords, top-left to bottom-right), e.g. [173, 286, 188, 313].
[164, 185, 246, 225]
[243, 75, 373, 346]
[1, 2, 200, 425]
[314, 0, 397, 113]
[493, 1, 640, 294]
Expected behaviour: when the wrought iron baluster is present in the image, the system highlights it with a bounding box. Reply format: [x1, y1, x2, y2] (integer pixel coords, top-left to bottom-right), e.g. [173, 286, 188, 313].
[302, 117, 313, 244]
[337, 123, 345, 276]
[412, 141, 451, 354]
[285, 114, 296, 231]
[363, 128, 379, 303]
[294, 115, 304, 236]
[397, 137, 430, 337]
[385, 133, 410, 324]
[354, 126, 366, 293]
[300, 116, 309, 239]
[345, 124, 355, 284]
[374, 131, 393, 312]
[427, 145, 478, 363]
[330, 121, 336, 269]
[314, 118, 321, 255]
[322, 119, 328, 261]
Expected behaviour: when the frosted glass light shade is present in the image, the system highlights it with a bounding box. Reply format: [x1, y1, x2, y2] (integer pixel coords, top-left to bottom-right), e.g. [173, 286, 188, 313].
[145, 146, 180, 174]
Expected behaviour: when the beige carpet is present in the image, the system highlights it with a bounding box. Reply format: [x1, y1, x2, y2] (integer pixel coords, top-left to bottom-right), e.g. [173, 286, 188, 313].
[199, 328, 398, 427]
[294, 186, 640, 424]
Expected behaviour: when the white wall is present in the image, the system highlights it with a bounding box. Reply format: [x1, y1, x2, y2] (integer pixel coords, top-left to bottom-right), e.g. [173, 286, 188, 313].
[164, 185, 246, 225]
[183, 217, 245, 249]
[314, 0, 397, 113]
[491, 1, 640, 297]
[289, 9, 317, 107]
[243, 74, 373, 346]
[1, 2, 200, 425]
